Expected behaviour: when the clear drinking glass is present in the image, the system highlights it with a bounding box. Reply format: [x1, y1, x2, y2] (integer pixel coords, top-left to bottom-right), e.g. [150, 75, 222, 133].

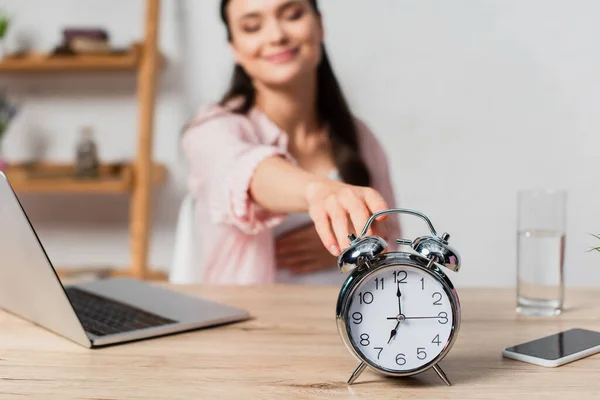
[516, 189, 566, 316]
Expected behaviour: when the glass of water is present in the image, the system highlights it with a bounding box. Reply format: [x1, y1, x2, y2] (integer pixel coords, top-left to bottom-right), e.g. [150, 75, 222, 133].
[516, 189, 566, 316]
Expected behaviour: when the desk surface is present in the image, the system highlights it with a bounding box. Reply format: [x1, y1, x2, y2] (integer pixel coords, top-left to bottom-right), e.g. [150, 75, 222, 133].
[0, 285, 599, 399]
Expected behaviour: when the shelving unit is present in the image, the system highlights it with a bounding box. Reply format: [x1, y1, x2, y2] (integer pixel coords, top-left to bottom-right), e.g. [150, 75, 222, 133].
[1, 0, 166, 281]
[5, 162, 166, 194]
[0, 44, 143, 72]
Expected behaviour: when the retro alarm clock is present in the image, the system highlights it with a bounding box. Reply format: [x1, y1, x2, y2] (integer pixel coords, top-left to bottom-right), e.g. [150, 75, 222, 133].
[336, 208, 461, 386]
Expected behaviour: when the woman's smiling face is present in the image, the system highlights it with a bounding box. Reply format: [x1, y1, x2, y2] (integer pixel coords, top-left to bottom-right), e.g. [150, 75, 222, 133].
[225, 0, 324, 87]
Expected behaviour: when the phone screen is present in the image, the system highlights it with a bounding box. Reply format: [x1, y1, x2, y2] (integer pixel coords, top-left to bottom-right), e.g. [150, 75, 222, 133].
[505, 328, 600, 360]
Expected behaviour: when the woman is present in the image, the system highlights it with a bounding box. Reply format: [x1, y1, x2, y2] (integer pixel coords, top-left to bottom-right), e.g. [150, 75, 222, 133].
[181, 0, 401, 284]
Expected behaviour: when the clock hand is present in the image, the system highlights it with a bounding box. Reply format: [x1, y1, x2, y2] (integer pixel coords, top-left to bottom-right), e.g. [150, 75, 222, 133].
[386, 316, 442, 320]
[396, 281, 402, 315]
[387, 282, 403, 344]
[387, 321, 401, 344]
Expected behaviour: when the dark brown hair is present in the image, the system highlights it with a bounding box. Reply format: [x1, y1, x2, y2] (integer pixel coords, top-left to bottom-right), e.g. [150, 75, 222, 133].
[219, 0, 370, 186]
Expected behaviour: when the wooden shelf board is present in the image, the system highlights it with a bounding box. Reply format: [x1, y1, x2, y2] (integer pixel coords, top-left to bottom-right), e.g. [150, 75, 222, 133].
[0, 43, 156, 73]
[5, 162, 133, 194]
[4, 162, 166, 194]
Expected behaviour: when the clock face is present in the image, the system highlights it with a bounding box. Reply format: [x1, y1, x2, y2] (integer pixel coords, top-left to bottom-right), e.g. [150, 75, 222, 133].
[346, 265, 455, 373]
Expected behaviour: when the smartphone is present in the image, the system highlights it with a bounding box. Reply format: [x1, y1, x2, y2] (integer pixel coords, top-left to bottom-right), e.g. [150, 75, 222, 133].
[503, 328, 600, 367]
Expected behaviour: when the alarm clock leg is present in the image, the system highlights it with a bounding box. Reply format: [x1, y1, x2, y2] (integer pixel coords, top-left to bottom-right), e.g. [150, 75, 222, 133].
[347, 362, 367, 385]
[432, 364, 451, 386]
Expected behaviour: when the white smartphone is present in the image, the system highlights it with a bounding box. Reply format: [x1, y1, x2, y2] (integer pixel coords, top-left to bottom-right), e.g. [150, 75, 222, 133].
[502, 328, 600, 367]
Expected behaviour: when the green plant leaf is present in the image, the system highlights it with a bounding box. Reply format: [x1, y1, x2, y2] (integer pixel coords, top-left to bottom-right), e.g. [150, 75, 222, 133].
[0, 17, 9, 39]
[591, 233, 600, 241]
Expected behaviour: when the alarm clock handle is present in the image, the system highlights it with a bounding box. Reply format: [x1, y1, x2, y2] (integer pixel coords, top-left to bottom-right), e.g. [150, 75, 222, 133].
[358, 208, 438, 238]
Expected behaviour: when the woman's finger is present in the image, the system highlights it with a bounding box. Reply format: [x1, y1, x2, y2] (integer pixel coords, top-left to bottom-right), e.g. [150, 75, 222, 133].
[309, 205, 340, 256]
[363, 188, 389, 221]
[326, 195, 352, 251]
[339, 189, 373, 237]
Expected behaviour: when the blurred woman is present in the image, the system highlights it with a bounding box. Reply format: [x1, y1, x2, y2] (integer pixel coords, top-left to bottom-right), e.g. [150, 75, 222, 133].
[181, 0, 401, 284]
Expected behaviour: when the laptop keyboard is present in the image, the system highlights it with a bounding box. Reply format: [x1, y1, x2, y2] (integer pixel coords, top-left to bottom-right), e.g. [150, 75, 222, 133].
[64, 287, 177, 337]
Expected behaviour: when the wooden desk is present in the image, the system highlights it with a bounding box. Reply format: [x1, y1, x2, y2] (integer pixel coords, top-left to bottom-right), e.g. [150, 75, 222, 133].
[0, 286, 599, 399]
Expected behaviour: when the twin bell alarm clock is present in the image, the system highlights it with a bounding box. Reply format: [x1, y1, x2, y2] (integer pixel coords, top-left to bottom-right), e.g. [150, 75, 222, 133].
[336, 208, 461, 386]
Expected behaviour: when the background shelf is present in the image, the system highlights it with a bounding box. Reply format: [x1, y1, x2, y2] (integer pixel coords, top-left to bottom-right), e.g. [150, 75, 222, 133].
[0, 0, 165, 280]
[0, 44, 144, 73]
[4, 162, 166, 194]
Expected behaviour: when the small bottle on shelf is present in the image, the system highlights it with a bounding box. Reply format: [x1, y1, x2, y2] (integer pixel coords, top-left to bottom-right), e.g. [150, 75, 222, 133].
[74, 126, 99, 179]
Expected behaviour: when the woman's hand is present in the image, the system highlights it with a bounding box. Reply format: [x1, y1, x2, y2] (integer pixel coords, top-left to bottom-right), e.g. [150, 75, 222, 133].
[275, 224, 337, 275]
[305, 180, 389, 256]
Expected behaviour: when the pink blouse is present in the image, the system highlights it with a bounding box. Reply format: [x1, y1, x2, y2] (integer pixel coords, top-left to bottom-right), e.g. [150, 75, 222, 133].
[181, 103, 401, 284]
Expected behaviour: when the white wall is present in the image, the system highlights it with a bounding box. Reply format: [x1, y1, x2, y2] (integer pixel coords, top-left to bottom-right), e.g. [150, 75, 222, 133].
[1, 0, 599, 287]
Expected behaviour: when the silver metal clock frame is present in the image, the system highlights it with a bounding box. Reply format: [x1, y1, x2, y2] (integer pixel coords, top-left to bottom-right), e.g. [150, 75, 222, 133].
[335, 252, 462, 386]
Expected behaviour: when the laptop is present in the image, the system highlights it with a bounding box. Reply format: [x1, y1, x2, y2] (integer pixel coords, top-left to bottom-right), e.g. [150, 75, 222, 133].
[0, 171, 250, 348]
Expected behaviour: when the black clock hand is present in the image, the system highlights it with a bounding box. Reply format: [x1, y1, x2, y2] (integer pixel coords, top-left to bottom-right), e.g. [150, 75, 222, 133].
[386, 316, 442, 320]
[387, 283, 403, 344]
[396, 281, 402, 315]
[387, 321, 401, 344]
